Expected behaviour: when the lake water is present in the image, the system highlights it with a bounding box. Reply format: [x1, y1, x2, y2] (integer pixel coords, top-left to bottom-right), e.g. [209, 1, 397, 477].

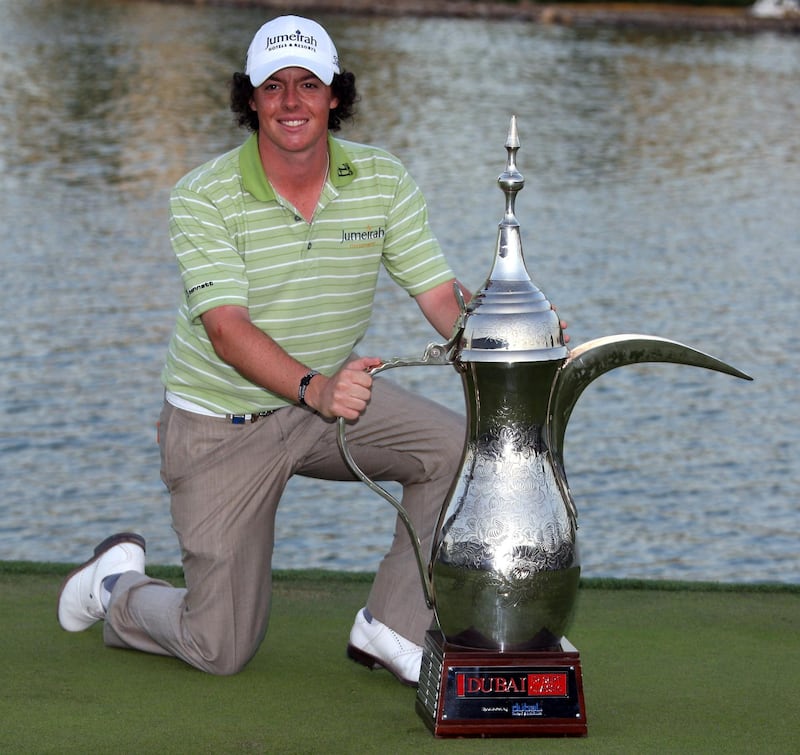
[1, 0, 797, 583]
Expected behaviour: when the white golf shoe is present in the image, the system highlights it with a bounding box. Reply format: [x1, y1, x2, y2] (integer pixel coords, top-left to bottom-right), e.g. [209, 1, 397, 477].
[57, 533, 145, 632]
[347, 607, 423, 687]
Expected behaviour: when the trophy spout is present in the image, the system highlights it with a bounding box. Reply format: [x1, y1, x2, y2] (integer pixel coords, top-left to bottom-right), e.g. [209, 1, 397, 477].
[546, 334, 753, 474]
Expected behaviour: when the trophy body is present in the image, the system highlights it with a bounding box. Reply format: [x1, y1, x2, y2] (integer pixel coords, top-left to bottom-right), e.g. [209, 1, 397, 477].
[433, 361, 579, 652]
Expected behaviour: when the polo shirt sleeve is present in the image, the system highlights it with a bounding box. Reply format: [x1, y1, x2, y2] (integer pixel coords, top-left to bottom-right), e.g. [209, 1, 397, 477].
[380, 166, 455, 297]
[169, 186, 250, 322]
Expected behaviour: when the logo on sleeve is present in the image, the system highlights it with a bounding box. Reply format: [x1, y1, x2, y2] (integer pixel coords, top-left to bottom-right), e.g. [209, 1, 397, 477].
[185, 281, 214, 298]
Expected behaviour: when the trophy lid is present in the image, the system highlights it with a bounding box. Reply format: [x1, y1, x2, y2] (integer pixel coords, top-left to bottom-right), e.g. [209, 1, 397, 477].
[456, 116, 568, 364]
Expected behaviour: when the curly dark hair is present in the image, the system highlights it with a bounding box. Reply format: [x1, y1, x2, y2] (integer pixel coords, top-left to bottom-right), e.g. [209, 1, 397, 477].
[230, 70, 358, 133]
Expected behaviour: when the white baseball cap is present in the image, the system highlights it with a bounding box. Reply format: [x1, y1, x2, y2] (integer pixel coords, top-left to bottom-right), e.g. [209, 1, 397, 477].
[246, 16, 340, 87]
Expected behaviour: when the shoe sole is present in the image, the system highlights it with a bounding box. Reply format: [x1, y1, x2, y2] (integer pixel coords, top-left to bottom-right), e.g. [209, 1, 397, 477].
[57, 532, 146, 625]
[346, 643, 418, 688]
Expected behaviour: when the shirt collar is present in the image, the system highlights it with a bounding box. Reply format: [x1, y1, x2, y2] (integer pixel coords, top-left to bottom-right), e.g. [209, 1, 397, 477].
[240, 132, 357, 202]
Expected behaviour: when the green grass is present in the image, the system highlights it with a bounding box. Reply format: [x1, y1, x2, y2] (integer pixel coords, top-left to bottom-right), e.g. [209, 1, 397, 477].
[2, 562, 797, 753]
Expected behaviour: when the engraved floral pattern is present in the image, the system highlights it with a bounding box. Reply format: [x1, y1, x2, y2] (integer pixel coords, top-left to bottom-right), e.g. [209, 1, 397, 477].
[436, 420, 576, 584]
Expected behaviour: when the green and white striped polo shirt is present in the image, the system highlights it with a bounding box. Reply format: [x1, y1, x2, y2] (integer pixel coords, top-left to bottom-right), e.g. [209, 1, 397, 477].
[162, 132, 454, 414]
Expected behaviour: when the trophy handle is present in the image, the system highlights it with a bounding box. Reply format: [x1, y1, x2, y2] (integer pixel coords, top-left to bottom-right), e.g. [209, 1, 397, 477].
[337, 415, 434, 607]
[336, 340, 459, 609]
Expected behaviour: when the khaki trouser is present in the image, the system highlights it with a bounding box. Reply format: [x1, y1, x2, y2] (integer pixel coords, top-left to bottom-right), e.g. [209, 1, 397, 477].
[103, 378, 465, 675]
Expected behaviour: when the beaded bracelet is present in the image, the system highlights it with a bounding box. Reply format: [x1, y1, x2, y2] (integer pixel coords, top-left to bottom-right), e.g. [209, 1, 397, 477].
[298, 370, 320, 407]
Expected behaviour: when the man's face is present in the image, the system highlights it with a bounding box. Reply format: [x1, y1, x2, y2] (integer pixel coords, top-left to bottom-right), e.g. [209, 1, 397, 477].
[249, 67, 338, 156]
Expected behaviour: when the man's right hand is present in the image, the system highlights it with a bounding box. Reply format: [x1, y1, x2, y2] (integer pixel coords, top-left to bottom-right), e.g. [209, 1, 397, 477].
[305, 356, 383, 420]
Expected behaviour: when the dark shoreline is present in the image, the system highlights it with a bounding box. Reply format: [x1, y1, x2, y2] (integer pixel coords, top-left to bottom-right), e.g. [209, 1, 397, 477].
[158, 0, 800, 34]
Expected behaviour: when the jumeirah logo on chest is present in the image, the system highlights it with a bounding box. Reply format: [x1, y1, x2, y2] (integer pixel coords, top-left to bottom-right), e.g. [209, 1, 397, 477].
[341, 225, 385, 247]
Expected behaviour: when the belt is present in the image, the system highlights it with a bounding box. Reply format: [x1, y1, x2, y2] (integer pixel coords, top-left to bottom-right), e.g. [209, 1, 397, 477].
[165, 391, 282, 424]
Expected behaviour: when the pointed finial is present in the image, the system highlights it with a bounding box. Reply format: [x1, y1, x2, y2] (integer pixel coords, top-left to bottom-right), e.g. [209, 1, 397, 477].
[505, 114, 520, 150]
[498, 115, 524, 221]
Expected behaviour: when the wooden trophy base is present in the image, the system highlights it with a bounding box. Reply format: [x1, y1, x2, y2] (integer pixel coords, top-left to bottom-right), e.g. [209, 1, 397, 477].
[416, 630, 587, 738]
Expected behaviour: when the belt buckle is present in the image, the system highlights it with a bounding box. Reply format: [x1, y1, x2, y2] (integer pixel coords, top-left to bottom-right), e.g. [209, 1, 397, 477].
[227, 409, 276, 424]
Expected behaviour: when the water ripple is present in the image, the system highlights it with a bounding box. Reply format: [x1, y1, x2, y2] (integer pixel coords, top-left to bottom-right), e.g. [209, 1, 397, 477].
[0, 4, 797, 584]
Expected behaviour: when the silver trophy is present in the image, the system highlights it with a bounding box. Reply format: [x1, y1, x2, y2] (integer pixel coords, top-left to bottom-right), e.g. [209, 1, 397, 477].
[338, 117, 751, 737]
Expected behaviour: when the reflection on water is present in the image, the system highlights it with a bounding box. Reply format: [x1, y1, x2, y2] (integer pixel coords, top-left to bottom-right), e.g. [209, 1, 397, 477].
[1, 0, 797, 583]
